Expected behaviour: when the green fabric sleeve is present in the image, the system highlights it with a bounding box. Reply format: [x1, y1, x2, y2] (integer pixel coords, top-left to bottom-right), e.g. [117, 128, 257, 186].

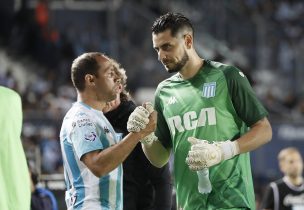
[154, 88, 172, 148]
[223, 67, 268, 127]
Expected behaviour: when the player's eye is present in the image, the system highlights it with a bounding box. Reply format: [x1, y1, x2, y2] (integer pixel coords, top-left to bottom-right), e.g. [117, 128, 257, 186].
[162, 44, 172, 51]
[108, 71, 115, 78]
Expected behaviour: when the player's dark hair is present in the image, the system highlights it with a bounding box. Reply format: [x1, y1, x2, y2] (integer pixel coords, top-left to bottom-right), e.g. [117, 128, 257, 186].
[71, 52, 106, 91]
[152, 12, 194, 37]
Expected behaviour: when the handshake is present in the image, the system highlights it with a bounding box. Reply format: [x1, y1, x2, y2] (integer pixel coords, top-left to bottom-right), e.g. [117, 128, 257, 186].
[127, 103, 158, 145]
[186, 137, 240, 170]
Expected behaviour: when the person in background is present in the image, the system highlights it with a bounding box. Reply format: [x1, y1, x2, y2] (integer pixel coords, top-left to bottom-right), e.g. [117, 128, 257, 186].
[60, 52, 156, 209]
[103, 64, 172, 210]
[0, 86, 31, 210]
[30, 167, 58, 210]
[138, 12, 272, 209]
[260, 147, 304, 210]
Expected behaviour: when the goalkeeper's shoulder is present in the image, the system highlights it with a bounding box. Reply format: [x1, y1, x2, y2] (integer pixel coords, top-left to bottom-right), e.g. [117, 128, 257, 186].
[156, 75, 179, 92]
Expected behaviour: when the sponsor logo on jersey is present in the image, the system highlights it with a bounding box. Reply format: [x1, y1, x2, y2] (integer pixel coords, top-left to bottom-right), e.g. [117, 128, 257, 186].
[84, 132, 97, 141]
[77, 118, 93, 127]
[202, 82, 216, 98]
[283, 193, 304, 206]
[168, 107, 216, 134]
[168, 96, 177, 105]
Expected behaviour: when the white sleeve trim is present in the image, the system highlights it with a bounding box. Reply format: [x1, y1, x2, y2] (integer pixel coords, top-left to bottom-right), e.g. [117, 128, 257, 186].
[270, 182, 279, 210]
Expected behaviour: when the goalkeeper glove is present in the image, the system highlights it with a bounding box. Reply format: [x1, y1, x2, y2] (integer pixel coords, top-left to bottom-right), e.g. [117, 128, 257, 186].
[140, 102, 158, 145]
[127, 106, 150, 132]
[186, 137, 240, 170]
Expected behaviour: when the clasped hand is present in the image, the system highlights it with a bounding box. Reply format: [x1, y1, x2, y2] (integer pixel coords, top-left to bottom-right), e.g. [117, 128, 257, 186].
[127, 103, 158, 144]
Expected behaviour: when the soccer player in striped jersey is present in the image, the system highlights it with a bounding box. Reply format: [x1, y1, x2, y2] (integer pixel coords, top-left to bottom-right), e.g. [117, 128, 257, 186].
[141, 13, 272, 209]
[60, 52, 156, 210]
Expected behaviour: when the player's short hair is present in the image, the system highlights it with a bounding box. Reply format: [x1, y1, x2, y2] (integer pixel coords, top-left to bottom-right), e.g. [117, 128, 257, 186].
[71, 52, 108, 91]
[278, 147, 301, 163]
[152, 12, 194, 37]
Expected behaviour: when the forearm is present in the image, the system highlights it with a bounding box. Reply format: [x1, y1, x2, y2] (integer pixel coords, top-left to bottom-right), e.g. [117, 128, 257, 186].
[237, 117, 272, 154]
[142, 140, 171, 168]
[186, 117, 272, 170]
[82, 132, 144, 177]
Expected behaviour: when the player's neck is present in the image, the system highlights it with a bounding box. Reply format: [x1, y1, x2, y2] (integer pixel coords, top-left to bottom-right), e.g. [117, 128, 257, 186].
[285, 175, 303, 186]
[78, 93, 106, 112]
[179, 54, 204, 80]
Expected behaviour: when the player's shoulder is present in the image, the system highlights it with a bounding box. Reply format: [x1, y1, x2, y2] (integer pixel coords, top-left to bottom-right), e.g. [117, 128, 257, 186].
[64, 102, 92, 122]
[208, 60, 247, 81]
[270, 178, 285, 188]
[208, 60, 239, 75]
[156, 74, 180, 92]
[208, 60, 230, 69]
[159, 73, 180, 86]
[0, 86, 21, 102]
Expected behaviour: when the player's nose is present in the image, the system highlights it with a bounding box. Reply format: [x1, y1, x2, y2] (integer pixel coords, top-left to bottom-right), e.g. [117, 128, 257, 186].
[158, 49, 167, 62]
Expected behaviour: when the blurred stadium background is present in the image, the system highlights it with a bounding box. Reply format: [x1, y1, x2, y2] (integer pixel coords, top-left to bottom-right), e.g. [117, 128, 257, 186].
[0, 0, 304, 209]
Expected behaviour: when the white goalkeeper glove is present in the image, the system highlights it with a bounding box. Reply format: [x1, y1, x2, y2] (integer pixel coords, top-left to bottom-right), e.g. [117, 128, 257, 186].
[127, 106, 150, 132]
[140, 102, 158, 145]
[186, 137, 240, 170]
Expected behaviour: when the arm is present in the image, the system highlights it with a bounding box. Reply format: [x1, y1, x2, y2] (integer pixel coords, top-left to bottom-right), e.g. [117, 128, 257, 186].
[82, 132, 150, 177]
[229, 66, 272, 152]
[139, 102, 171, 168]
[142, 140, 171, 168]
[82, 108, 157, 177]
[186, 118, 272, 170]
[237, 117, 272, 153]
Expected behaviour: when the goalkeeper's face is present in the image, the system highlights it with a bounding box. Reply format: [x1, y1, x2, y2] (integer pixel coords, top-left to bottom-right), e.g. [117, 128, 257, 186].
[152, 29, 190, 73]
[280, 152, 303, 178]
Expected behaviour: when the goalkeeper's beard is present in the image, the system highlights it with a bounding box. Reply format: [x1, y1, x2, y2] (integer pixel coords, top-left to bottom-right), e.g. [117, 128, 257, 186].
[166, 50, 189, 73]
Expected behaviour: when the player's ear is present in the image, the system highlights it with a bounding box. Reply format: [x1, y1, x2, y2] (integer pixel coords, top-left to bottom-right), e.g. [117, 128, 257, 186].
[85, 74, 95, 86]
[184, 34, 193, 49]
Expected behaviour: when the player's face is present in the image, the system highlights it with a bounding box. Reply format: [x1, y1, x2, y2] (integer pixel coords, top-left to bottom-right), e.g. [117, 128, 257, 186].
[94, 57, 120, 102]
[153, 29, 189, 73]
[281, 152, 303, 178]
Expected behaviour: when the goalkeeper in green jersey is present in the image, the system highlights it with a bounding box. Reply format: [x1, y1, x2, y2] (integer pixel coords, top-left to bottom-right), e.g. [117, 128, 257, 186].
[138, 13, 273, 210]
[0, 86, 31, 210]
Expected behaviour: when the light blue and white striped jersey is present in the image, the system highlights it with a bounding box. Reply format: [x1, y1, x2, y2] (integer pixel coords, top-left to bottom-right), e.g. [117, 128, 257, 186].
[60, 102, 123, 210]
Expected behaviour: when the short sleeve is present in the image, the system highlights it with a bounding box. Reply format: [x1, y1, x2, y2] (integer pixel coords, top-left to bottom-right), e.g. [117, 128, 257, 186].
[223, 66, 268, 127]
[154, 89, 172, 148]
[70, 113, 104, 159]
[260, 184, 274, 209]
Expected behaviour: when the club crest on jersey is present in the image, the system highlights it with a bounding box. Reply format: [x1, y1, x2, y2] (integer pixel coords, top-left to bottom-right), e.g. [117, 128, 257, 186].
[202, 82, 216, 98]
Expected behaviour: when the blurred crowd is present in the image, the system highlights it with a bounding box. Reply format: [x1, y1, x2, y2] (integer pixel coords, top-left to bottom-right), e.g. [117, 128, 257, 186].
[0, 0, 303, 175]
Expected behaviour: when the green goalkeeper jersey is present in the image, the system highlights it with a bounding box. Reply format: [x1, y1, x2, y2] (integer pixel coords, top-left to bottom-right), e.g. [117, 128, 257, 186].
[154, 60, 268, 210]
[0, 86, 31, 210]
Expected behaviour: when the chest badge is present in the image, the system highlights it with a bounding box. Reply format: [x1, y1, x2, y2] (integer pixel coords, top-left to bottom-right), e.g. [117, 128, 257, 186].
[202, 82, 216, 98]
